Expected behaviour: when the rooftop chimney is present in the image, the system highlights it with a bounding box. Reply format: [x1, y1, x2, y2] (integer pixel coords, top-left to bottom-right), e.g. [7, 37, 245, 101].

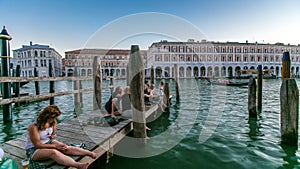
[30, 41, 32, 46]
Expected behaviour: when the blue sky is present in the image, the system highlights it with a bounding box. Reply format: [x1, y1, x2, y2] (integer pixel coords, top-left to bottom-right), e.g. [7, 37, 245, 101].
[1, 0, 300, 56]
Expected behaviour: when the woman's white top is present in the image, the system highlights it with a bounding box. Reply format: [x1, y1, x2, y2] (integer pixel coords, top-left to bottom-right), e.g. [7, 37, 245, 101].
[25, 122, 53, 150]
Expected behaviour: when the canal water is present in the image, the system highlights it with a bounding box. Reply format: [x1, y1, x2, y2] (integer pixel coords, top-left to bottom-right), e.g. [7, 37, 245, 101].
[1, 79, 300, 169]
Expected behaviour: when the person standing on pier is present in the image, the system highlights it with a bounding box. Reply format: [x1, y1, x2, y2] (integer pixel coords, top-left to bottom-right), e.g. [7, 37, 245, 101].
[25, 105, 98, 169]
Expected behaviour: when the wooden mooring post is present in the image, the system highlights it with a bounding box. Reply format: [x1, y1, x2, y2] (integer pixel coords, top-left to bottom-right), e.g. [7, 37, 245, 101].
[257, 65, 262, 114]
[128, 45, 147, 141]
[280, 51, 298, 146]
[93, 56, 102, 111]
[248, 78, 257, 117]
[49, 63, 55, 105]
[34, 67, 40, 95]
[282, 52, 291, 78]
[280, 79, 298, 146]
[150, 66, 154, 84]
[0, 26, 12, 122]
[163, 82, 170, 111]
[73, 68, 82, 112]
[14, 65, 21, 107]
[174, 64, 180, 102]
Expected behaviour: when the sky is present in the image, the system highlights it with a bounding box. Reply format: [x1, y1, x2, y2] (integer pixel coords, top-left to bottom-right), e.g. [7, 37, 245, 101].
[1, 0, 300, 57]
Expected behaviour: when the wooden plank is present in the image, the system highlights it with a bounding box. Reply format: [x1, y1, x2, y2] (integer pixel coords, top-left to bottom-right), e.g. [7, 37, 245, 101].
[69, 122, 133, 169]
[145, 104, 158, 119]
[0, 88, 93, 105]
[5, 138, 26, 149]
[1, 143, 26, 159]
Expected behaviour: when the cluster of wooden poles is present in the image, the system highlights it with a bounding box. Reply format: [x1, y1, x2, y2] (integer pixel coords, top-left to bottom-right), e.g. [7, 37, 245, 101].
[248, 51, 299, 146]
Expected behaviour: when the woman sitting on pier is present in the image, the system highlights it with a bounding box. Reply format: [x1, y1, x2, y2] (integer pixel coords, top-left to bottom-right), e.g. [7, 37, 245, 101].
[105, 86, 123, 117]
[25, 105, 98, 169]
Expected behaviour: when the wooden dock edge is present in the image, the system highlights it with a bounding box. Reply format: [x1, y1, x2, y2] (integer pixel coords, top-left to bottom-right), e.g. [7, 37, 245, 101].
[69, 122, 133, 169]
[69, 105, 158, 168]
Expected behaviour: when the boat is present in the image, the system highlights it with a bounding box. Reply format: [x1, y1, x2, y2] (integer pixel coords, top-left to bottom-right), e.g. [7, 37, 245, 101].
[195, 76, 210, 80]
[209, 79, 248, 86]
[234, 69, 277, 79]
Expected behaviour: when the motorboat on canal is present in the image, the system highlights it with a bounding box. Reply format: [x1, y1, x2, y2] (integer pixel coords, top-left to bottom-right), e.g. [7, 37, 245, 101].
[208, 79, 248, 86]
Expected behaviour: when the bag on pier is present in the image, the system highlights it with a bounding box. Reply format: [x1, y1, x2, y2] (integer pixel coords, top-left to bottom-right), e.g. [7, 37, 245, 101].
[0, 158, 18, 169]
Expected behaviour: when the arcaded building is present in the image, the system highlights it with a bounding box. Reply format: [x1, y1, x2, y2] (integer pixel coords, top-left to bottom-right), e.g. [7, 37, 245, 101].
[64, 49, 147, 78]
[147, 40, 300, 78]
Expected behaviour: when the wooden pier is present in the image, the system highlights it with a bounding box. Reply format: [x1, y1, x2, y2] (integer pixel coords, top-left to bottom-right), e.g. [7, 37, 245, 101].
[1, 105, 159, 169]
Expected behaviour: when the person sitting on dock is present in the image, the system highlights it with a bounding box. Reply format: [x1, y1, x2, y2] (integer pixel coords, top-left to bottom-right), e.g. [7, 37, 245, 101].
[120, 86, 132, 119]
[105, 86, 123, 117]
[144, 84, 151, 106]
[25, 105, 98, 169]
[159, 81, 164, 96]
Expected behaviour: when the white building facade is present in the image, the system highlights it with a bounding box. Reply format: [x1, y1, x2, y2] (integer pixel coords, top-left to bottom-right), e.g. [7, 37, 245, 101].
[13, 42, 63, 77]
[147, 40, 300, 78]
[64, 49, 147, 78]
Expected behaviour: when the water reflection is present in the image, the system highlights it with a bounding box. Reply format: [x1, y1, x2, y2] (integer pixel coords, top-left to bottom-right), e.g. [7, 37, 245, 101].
[280, 143, 299, 168]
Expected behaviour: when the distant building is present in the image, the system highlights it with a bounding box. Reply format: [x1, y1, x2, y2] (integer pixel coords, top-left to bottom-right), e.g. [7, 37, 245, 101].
[13, 41, 63, 77]
[64, 49, 147, 78]
[147, 40, 300, 78]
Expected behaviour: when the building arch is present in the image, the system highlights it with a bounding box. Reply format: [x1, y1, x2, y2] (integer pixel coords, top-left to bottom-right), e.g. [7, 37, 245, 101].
[291, 66, 295, 76]
[235, 66, 241, 77]
[186, 66, 192, 78]
[200, 66, 206, 77]
[275, 66, 280, 76]
[116, 69, 121, 78]
[165, 66, 170, 77]
[155, 67, 162, 78]
[67, 69, 74, 77]
[87, 69, 92, 76]
[207, 67, 213, 77]
[214, 66, 220, 77]
[121, 69, 126, 77]
[228, 67, 233, 77]
[193, 67, 199, 77]
[81, 69, 86, 76]
[221, 66, 226, 77]
[179, 67, 185, 78]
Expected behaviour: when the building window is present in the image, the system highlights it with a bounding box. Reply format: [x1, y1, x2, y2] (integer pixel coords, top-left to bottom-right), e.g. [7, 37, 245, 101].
[264, 56, 268, 62]
[35, 50, 38, 57]
[222, 48, 225, 53]
[257, 49, 261, 53]
[221, 55, 226, 62]
[35, 59, 38, 67]
[180, 55, 183, 61]
[179, 47, 183, 53]
[257, 56, 261, 62]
